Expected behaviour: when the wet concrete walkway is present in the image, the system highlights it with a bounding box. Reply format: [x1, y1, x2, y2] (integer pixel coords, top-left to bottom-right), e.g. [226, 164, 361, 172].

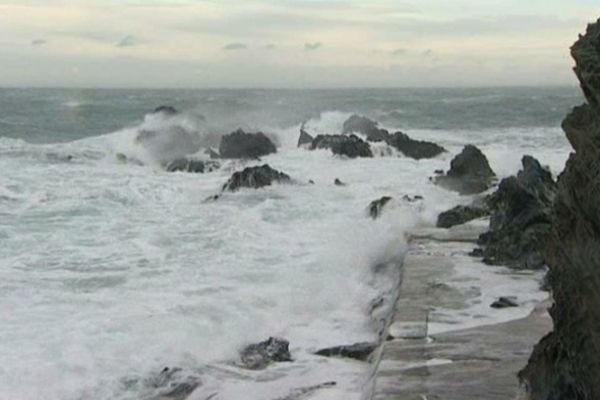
[369, 222, 552, 400]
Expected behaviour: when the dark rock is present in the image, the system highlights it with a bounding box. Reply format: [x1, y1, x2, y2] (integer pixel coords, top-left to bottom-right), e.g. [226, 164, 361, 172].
[402, 194, 423, 202]
[334, 178, 346, 186]
[387, 131, 446, 160]
[520, 19, 600, 400]
[342, 114, 390, 142]
[311, 134, 373, 158]
[437, 204, 489, 228]
[435, 145, 496, 195]
[297, 127, 314, 147]
[240, 337, 292, 370]
[434, 169, 444, 174]
[222, 164, 291, 192]
[368, 196, 393, 219]
[145, 367, 201, 400]
[308, 179, 315, 184]
[165, 159, 219, 173]
[205, 148, 220, 159]
[219, 129, 277, 159]
[315, 342, 378, 361]
[153, 105, 178, 115]
[477, 155, 556, 270]
[469, 248, 484, 257]
[490, 297, 518, 309]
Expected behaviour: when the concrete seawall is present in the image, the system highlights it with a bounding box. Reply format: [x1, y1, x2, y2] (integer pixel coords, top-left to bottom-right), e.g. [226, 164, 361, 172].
[366, 221, 552, 400]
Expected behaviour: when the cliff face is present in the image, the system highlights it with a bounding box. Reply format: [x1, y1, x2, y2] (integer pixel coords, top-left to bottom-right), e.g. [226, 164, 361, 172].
[519, 19, 600, 400]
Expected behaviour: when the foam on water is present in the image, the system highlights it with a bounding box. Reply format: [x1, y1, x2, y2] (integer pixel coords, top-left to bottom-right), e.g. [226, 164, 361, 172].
[0, 103, 568, 399]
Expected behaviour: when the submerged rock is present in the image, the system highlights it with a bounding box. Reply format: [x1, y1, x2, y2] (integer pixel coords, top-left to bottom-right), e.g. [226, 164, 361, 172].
[315, 342, 378, 361]
[240, 337, 292, 370]
[476, 155, 556, 270]
[153, 105, 178, 115]
[490, 297, 518, 309]
[219, 129, 277, 159]
[368, 196, 393, 219]
[297, 127, 314, 147]
[387, 131, 445, 160]
[222, 164, 291, 192]
[436, 204, 489, 228]
[310, 134, 373, 158]
[520, 19, 600, 400]
[342, 114, 390, 142]
[165, 158, 219, 173]
[435, 145, 496, 195]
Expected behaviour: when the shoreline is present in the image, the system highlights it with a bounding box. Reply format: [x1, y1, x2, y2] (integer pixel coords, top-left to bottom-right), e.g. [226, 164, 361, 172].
[366, 220, 552, 400]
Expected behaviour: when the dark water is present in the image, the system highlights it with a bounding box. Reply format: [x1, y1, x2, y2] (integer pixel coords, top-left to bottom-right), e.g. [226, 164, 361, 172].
[0, 86, 582, 144]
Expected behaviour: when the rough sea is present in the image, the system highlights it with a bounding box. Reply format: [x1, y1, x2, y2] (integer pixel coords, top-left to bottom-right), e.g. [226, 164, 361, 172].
[0, 87, 580, 400]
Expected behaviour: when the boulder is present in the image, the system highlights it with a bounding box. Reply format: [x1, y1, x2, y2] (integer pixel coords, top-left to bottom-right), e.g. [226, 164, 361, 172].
[342, 114, 390, 142]
[387, 131, 445, 160]
[297, 127, 314, 147]
[520, 19, 600, 400]
[435, 145, 496, 194]
[222, 164, 291, 192]
[368, 196, 393, 219]
[475, 155, 556, 270]
[490, 297, 518, 309]
[334, 178, 346, 186]
[315, 342, 378, 361]
[310, 134, 373, 158]
[240, 337, 292, 370]
[219, 129, 277, 159]
[436, 204, 489, 228]
[165, 158, 219, 173]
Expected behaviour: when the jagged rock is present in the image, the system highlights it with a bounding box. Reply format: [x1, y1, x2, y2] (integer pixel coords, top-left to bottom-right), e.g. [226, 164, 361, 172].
[437, 204, 489, 228]
[219, 129, 277, 159]
[342, 114, 390, 142]
[387, 131, 445, 160]
[435, 145, 496, 194]
[520, 19, 600, 400]
[297, 127, 314, 147]
[368, 196, 393, 219]
[490, 297, 518, 309]
[310, 134, 373, 158]
[222, 164, 291, 192]
[476, 155, 556, 270]
[165, 159, 219, 173]
[240, 337, 292, 370]
[153, 105, 178, 115]
[315, 342, 378, 361]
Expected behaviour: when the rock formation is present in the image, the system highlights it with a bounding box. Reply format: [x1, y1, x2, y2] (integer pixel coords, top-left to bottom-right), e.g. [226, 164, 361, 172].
[475, 155, 555, 270]
[165, 158, 219, 173]
[342, 114, 390, 142]
[315, 342, 378, 361]
[436, 204, 489, 228]
[435, 145, 496, 195]
[222, 164, 291, 192]
[297, 127, 314, 147]
[520, 19, 600, 400]
[387, 131, 446, 160]
[219, 129, 277, 159]
[368, 196, 393, 219]
[240, 337, 292, 370]
[310, 134, 373, 158]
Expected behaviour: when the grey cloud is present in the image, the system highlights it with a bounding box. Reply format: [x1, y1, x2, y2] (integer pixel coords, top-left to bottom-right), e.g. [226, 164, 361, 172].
[116, 35, 137, 48]
[305, 42, 322, 51]
[223, 43, 248, 50]
[31, 39, 47, 46]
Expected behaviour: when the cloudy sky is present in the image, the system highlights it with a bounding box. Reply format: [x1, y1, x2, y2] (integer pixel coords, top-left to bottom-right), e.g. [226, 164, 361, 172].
[0, 0, 598, 88]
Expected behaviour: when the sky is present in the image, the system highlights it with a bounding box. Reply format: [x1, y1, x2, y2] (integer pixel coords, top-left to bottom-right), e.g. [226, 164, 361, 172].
[0, 0, 599, 88]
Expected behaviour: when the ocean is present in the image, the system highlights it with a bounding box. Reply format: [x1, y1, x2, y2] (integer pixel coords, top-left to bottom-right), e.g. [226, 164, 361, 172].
[0, 86, 579, 400]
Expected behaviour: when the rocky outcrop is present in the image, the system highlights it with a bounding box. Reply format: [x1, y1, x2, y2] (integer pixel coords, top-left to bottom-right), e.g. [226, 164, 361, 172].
[435, 145, 496, 195]
[222, 164, 291, 192]
[520, 19, 600, 400]
[490, 297, 518, 309]
[475, 155, 556, 270]
[436, 204, 489, 228]
[387, 131, 446, 160]
[219, 129, 277, 159]
[342, 114, 390, 142]
[315, 342, 377, 361]
[240, 337, 292, 370]
[297, 127, 314, 147]
[165, 158, 219, 173]
[310, 134, 373, 158]
[368, 196, 393, 219]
